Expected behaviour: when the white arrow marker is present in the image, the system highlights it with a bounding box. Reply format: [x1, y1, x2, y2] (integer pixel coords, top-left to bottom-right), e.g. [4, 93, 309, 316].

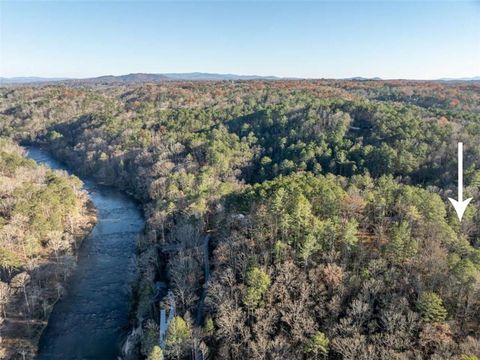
[448, 142, 473, 221]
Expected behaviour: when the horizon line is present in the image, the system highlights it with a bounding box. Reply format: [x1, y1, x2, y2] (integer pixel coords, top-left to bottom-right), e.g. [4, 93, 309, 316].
[1, 72, 479, 82]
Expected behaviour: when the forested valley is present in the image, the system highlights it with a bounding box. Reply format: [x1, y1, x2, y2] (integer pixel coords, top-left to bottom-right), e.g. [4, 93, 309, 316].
[1, 79, 480, 359]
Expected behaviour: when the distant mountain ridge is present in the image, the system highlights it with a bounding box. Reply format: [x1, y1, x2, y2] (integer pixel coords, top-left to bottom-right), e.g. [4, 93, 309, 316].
[0, 72, 282, 85]
[343, 76, 383, 81]
[1, 73, 479, 85]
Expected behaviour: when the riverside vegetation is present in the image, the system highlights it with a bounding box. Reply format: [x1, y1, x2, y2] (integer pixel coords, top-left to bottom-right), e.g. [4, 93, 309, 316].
[0, 138, 95, 359]
[0, 79, 480, 359]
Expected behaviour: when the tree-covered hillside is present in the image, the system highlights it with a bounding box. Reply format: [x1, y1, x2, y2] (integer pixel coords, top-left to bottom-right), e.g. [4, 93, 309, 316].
[1, 80, 479, 359]
[0, 138, 95, 359]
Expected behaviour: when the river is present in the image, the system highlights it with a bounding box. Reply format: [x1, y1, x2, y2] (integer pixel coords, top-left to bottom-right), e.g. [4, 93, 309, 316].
[26, 147, 144, 360]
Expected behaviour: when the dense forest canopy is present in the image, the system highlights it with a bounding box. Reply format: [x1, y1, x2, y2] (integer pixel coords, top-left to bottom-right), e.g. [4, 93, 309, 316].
[1, 79, 480, 359]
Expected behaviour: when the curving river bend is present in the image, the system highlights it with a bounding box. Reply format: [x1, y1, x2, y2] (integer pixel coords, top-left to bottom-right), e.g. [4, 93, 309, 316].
[26, 147, 144, 360]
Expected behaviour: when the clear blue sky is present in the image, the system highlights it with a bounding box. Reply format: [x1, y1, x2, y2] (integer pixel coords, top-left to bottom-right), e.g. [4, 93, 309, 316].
[1, 1, 479, 79]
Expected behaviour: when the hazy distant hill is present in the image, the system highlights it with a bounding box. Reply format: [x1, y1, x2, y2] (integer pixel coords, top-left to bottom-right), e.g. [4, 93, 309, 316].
[0, 76, 70, 84]
[73, 73, 171, 84]
[438, 76, 480, 82]
[163, 72, 281, 81]
[0, 72, 281, 85]
[2, 73, 479, 85]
